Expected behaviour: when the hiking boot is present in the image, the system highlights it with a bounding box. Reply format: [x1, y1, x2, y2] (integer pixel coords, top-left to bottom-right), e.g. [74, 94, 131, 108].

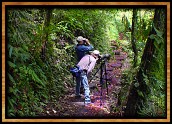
[84, 100, 92, 106]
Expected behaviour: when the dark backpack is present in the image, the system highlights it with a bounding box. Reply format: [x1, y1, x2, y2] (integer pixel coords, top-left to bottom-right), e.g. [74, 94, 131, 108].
[70, 65, 82, 77]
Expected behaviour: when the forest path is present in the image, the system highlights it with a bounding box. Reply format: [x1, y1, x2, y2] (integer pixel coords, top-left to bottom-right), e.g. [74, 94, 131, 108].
[40, 45, 130, 118]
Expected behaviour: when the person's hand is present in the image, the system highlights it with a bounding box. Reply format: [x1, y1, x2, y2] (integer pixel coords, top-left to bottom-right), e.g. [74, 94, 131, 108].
[84, 38, 90, 45]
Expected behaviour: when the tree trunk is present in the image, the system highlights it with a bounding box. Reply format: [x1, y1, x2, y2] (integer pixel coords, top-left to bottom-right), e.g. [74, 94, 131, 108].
[124, 8, 166, 117]
[41, 9, 52, 61]
[131, 8, 138, 67]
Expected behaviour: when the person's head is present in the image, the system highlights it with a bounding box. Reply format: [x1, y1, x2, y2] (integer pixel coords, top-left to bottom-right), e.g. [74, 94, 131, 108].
[77, 36, 87, 44]
[91, 50, 100, 60]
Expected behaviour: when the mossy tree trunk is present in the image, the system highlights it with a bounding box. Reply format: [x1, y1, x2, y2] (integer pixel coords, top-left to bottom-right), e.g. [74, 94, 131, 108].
[131, 8, 138, 67]
[124, 8, 166, 117]
[41, 9, 53, 61]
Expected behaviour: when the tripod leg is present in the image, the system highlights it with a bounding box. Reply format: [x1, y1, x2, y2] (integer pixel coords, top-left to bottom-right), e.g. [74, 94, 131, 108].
[88, 65, 101, 84]
[100, 63, 103, 106]
[100, 86, 102, 106]
[104, 62, 108, 95]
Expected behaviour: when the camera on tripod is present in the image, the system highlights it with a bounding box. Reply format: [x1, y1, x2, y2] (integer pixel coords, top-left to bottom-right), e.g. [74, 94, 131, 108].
[89, 53, 111, 106]
[98, 53, 111, 62]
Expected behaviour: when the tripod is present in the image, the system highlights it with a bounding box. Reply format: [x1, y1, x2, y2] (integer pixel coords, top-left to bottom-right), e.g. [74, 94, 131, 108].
[89, 59, 109, 106]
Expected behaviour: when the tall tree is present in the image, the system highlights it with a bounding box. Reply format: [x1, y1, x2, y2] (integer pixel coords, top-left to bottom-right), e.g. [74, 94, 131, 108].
[41, 9, 53, 61]
[131, 8, 138, 67]
[124, 8, 166, 117]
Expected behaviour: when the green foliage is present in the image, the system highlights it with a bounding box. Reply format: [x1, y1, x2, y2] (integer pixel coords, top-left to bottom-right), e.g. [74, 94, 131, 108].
[135, 9, 154, 65]
[116, 67, 137, 112]
[136, 12, 166, 117]
[138, 96, 166, 117]
[52, 8, 113, 53]
[7, 9, 49, 117]
[113, 9, 165, 117]
[7, 8, 115, 117]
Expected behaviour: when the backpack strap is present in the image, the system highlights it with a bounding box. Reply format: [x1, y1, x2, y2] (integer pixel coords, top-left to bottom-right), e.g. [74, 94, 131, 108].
[87, 56, 91, 69]
[89, 56, 91, 66]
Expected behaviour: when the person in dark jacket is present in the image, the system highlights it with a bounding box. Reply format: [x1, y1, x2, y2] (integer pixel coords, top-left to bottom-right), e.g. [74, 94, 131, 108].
[74, 36, 94, 94]
[75, 36, 94, 62]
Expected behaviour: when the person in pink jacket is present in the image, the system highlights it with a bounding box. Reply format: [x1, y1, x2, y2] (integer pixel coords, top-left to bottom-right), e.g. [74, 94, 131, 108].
[75, 50, 100, 105]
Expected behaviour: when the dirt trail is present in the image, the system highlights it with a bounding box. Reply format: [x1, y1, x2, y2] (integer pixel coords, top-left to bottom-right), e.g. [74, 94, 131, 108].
[39, 49, 130, 118]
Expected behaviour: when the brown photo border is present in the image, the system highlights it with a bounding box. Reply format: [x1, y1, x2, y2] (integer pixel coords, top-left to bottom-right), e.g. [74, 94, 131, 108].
[1, 2, 170, 122]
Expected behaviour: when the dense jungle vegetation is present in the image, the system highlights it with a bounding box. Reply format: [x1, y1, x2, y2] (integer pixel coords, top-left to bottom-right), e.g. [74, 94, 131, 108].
[6, 6, 166, 118]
